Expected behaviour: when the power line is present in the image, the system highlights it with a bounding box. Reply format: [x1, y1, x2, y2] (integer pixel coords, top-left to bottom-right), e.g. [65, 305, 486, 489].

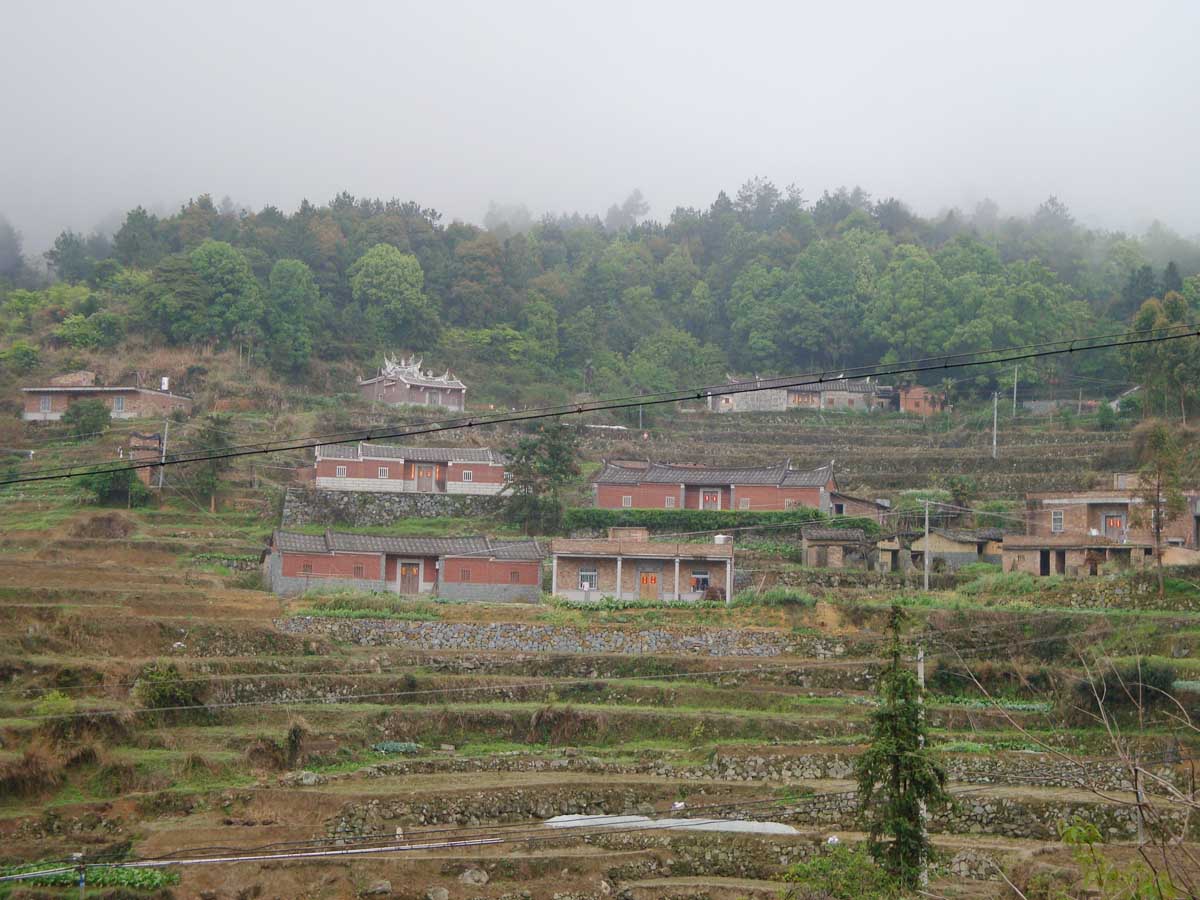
[4, 325, 1198, 488]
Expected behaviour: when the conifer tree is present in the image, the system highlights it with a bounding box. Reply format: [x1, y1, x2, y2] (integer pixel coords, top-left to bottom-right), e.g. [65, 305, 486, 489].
[854, 606, 951, 888]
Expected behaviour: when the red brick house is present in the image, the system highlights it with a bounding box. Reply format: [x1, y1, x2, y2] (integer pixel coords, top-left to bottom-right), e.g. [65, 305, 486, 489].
[314, 443, 508, 495]
[266, 531, 543, 601]
[22, 371, 192, 422]
[550, 528, 734, 602]
[897, 385, 946, 417]
[593, 460, 838, 512]
[357, 355, 466, 411]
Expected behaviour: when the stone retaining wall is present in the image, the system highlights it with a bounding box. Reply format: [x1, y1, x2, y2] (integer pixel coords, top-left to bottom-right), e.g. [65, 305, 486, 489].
[281, 487, 501, 526]
[275, 617, 851, 658]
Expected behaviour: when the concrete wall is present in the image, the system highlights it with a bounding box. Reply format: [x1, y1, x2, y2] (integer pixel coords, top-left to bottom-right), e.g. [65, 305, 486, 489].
[553, 555, 728, 601]
[438, 581, 540, 602]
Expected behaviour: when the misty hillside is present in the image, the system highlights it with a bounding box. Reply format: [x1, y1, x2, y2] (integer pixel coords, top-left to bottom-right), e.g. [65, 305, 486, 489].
[1, 183, 1198, 418]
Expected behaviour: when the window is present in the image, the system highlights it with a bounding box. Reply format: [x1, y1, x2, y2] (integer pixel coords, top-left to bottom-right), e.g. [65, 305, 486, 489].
[833, 503, 845, 516]
[510, 570, 521, 584]
[622, 496, 632, 508]
[353, 564, 365, 578]
[503, 471, 512, 481]
[39, 395, 51, 412]
[579, 569, 598, 591]
[784, 499, 795, 510]
[459, 568, 471, 582]
[665, 496, 676, 509]
[739, 498, 750, 510]
[335, 465, 347, 478]
[113, 396, 125, 413]
[378, 467, 389, 479]
[1051, 510, 1064, 533]
[462, 470, 474, 482]
[301, 562, 313, 575]
[692, 570, 711, 591]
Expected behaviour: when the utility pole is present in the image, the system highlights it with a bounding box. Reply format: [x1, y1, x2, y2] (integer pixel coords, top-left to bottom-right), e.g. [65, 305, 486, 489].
[1077, 388, 1083, 416]
[917, 646, 928, 888]
[991, 392, 998, 460]
[923, 500, 930, 592]
[1012, 364, 1018, 417]
[158, 419, 169, 490]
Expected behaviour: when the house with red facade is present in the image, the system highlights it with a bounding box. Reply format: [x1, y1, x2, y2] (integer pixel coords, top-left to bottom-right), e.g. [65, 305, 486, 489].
[357, 355, 466, 411]
[22, 371, 192, 422]
[313, 443, 508, 495]
[593, 459, 838, 512]
[265, 530, 544, 601]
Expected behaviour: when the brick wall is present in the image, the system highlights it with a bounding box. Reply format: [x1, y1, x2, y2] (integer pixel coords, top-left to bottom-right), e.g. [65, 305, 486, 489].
[553, 555, 728, 601]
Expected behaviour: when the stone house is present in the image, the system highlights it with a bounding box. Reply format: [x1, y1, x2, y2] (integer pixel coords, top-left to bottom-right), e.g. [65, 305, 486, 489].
[265, 530, 543, 601]
[314, 443, 508, 495]
[593, 460, 837, 512]
[1002, 535, 1154, 577]
[22, 371, 192, 422]
[550, 528, 734, 602]
[357, 355, 466, 411]
[909, 528, 1004, 572]
[708, 377, 893, 414]
[829, 491, 890, 523]
[1025, 477, 1200, 549]
[800, 527, 872, 569]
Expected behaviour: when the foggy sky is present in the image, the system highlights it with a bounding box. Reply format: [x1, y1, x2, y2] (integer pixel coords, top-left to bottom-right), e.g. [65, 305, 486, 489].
[4, 0, 1199, 252]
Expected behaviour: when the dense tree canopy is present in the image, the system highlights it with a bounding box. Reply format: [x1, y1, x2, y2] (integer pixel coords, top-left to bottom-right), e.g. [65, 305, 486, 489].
[3, 184, 1200, 409]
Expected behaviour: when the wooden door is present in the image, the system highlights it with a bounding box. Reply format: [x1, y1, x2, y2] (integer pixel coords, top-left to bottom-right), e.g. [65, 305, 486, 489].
[702, 491, 720, 510]
[417, 465, 435, 492]
[1104, 515, 1124, 538]
[399, 563, 420, 594]
[639, 572, 658, 600]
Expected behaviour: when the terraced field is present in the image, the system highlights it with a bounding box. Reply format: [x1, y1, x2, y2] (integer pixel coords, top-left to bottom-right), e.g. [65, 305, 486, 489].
[587, 411, 1134, 497]
[2, 500, 1199, 898]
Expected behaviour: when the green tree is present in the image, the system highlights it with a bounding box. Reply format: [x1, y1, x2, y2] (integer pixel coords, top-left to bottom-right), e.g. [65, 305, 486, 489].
[503, 422, 580, 535]
[113, 206, 166, 268]
[190, 240, 264, 357]
[0, 339, 39, 373]
[45, 229, 93, 282]
[264, 258, 319, 373]
[349, 243, 440, 347]
[1132, 421, 1190, 597]
[79, 466, 151, 507]
[188, 413, 235, 512]
[61, 399, 111, 439]
[853, 606, 950, 889]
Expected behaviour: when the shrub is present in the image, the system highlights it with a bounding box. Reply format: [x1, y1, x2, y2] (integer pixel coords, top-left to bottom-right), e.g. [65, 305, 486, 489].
[61, 398, 111, 439]
[1073, 661, 1177, 711]
[562, 507, 880, 536]
[371, 741, 421, 755]
[0, 339, 39, 372]
[730, 587, 816, 608]
[33, 689, 76, 718]
[782, 844, 900, 900]
[133, 663, 205, 719]
[78, 466, 152, 507]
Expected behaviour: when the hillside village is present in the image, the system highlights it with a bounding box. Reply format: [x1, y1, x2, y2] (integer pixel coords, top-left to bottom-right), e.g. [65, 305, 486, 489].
[3, 320, 1200, 899]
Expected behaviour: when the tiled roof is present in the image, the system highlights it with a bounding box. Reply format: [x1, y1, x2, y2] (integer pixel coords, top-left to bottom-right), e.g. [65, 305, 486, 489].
[595, 460, 834, 488]
[781, 464, 835, 488]
[316, 443, 505, 464]
[550, 538, 734, 559]
[802, 527, 867, 542]
[467, 540, 545, 561]
[930, 528, 1004, 545]
[1002, 534, 1152, 550]
[717, 376, 883, 393]
[271, 531, 540, 560]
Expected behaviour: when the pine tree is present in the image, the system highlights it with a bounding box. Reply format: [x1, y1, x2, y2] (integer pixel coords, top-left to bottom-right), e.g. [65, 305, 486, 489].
[854, 606, 951, 888]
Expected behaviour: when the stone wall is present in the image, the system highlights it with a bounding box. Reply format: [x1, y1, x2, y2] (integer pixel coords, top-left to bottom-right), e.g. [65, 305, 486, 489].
[274, 617, 854, 658]
[281, 487, 501, 527]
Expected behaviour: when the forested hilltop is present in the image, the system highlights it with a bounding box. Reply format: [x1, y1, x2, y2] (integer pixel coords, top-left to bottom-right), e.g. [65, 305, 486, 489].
[1, 182, 1199, 412]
